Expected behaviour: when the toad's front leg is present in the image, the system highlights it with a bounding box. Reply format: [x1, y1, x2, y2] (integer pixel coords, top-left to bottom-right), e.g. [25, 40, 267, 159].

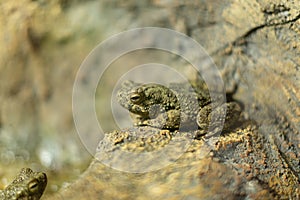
[138, 110, 181, 130]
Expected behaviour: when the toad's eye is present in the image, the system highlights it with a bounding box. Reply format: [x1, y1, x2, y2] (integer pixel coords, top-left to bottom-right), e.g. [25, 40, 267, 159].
[130, 93, 142, 103]
[28, 179, 39, 192]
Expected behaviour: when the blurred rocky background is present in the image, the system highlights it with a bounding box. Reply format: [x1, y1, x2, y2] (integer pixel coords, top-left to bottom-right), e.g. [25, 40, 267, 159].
[0, 0, 299, 198]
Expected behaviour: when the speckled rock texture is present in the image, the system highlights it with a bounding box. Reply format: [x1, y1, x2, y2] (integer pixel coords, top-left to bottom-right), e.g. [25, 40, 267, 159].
[50, 125, 299, 199]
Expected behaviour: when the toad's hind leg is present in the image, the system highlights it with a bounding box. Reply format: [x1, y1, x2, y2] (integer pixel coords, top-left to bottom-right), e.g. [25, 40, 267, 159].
[197, 102, 241, 133]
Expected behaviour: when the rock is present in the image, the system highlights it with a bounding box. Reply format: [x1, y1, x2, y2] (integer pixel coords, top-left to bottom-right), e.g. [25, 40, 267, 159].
[49, 124, 299, 199]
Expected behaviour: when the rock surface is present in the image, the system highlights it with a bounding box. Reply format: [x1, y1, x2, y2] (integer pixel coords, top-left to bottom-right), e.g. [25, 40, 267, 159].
[48, 125, 299, 199]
